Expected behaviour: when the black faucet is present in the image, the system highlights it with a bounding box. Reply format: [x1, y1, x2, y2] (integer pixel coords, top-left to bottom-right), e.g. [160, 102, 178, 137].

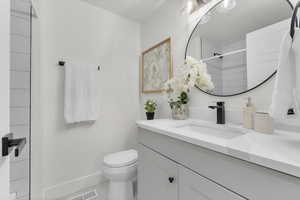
[208, 102, 225, 124]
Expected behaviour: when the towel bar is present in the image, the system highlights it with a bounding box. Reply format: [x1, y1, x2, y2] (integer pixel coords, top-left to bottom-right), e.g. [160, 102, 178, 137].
[58, 61, 100, 71]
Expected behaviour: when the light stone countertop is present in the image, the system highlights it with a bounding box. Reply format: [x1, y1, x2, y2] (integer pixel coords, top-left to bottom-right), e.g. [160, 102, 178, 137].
[136, 119, 300, 178]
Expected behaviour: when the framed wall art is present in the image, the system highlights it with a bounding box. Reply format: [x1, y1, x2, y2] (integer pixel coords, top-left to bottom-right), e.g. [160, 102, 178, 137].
[142, 38, 173, 93]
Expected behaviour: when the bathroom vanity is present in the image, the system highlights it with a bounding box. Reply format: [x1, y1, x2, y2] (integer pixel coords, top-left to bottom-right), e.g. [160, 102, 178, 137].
[137, 119, 300, 200]
[137, 0, 299, 199]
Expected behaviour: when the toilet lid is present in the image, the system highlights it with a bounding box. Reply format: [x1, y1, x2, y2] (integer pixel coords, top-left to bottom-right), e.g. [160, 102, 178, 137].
[103, 149, 138, 168]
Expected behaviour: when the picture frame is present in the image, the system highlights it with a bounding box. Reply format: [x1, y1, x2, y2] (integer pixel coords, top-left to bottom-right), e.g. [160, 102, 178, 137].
[141, 38, 173, 93]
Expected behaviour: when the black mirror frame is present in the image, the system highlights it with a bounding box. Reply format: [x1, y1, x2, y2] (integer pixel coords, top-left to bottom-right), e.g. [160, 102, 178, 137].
[184, 0, 294, 97]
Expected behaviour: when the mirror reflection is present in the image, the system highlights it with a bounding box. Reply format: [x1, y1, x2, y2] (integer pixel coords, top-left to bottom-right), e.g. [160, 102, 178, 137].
[186, 0, 293, 96]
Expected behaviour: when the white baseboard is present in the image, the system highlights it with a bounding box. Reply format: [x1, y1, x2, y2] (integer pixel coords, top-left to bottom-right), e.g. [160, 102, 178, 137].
[43, 171, 105, 200]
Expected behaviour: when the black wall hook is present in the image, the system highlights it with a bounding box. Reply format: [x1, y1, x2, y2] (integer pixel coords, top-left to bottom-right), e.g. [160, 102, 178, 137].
[58, 61, 65, 66]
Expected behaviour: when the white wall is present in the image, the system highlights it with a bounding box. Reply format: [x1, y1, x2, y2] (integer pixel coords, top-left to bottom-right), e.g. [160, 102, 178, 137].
[34, 0, 140, 198]
[140, 0, 296, 124]
[140, 0, 195, 119]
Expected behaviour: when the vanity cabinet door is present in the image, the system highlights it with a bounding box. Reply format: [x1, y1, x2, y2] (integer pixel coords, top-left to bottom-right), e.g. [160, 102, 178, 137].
[179, 167, 246, 200]
[138, 144, 179, 200]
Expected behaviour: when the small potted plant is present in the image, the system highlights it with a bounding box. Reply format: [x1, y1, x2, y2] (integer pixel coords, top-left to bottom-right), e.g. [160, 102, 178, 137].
[144, 100, 157, 120]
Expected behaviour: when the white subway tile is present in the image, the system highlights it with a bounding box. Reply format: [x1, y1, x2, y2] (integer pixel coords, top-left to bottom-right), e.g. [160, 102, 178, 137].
[10, 71, 30, 89]
[11, 52, 31, 71]
[17, 195, 29, 200]
[10, 178, 29, 198]
[11, 0, 31, 14]
[10, 89, 30, 107]
[10, 107, 30, 125]
[10, 0, 31, 197]
[11, 15, 30, 37]
[11, 35, 30, 54]
[10, 160, 29, 181]
[10, 125, 29, 138]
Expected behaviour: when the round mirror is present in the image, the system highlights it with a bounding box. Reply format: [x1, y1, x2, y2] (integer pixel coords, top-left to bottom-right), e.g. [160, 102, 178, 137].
[185, 0, 293, 97]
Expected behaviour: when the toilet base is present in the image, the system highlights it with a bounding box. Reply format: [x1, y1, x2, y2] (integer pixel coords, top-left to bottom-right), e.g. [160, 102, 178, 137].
[108, 181, 134, 200]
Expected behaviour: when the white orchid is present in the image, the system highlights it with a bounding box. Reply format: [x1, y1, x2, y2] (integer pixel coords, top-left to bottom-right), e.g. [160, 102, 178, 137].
[165, 77, 186, 101]
[164, 56, 214, 106]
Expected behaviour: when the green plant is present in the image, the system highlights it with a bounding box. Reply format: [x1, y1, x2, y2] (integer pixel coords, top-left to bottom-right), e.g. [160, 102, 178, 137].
[169, 91, 189, 109]
[179, 92, 189, 104]
[144, 100, 157, 113]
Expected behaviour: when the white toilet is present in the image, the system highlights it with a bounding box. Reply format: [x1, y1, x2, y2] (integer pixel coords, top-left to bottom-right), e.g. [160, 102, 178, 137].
[103, 149, 138, 200]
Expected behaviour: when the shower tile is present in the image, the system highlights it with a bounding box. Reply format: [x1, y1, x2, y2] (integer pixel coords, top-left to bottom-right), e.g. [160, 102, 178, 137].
[11, 0, 31, 14]
[11, 35, 30, 54]
[11, 15, 30, 37]
[10, 125, 30, 138]
[11, 52, 31, 71]
[17, 195, 29, 200]
[10, 0, 31, 199]
[10, 71, 30, 89]
[10, 107, 30, 125]
[10, 159, 29, 181]
[10, 178, 29, 199]
[10, 89, 30, 107]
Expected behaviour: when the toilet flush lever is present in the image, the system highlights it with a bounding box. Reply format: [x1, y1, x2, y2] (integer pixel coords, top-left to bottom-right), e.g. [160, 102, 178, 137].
[2, 133, 26, 157]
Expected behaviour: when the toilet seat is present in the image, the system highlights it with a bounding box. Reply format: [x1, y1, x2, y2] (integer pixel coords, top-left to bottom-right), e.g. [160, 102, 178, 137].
[104, 149, 138, 168]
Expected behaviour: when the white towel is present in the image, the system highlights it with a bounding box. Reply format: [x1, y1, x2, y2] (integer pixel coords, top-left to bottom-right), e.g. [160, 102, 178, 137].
[64, 62, 98, 123]
[269, 29, 300, 120]
[269, 32, 294, 119]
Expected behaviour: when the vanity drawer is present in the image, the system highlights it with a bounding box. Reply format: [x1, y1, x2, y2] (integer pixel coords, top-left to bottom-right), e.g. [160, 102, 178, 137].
[138, 144, 179, 200]
[180, 167, 246, 200]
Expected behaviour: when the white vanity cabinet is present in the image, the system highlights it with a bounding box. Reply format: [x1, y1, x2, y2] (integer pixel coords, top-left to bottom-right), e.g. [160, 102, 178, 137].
[138, 144, 246, 200]
[137, 127, 300, 200]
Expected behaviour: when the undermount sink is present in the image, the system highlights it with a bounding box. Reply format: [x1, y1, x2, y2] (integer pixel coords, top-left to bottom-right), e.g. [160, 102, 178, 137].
[175, 122, 246, 140]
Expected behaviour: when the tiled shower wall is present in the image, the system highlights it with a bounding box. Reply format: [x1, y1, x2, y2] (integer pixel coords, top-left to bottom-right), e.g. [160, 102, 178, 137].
[202, 38, 247, 95]
[221, 40, 247, 96]
[10, 0, 31, 199]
